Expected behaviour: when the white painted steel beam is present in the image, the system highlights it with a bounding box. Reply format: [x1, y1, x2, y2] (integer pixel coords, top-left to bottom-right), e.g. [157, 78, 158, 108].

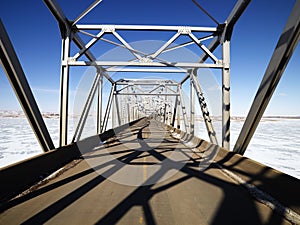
[59, 36, 70, 146]
[150, 32, 180, 59]
[180, 0, 251, 84]
[188, 32, 219, 63]
[115, 81, 178, 86]
[112, 31, 142, 60]
[76, 24, 217, 32]
[73, 30, 105, 60]
[97, 76, 103, 134]
[116, 93, 179, 96]
[180, 37, 220, 84]
[72, 0, 103, 26]
[44, 0, 114, 84]
[106, 68, 187, 73]
[102, 85, 115, 132]
[67, 61, 223, 68]
[222, 40, 230, 149]
[190, 77, 195, 135]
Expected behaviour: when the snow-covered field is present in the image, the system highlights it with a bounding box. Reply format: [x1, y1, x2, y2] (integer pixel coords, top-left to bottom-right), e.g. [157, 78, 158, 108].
[0, 112, 299, 179]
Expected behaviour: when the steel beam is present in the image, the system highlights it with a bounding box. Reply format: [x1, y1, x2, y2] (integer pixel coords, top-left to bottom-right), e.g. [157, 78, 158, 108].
[43, 0, 69, 36]
[43, 0, 114, 84]
[234, 0, 300, 155]
[102, 85, 115, 132]
[221, 0, 251, 43]
[177, 96, 181, 129]
[106, 68, 187, 73]
[59, 36, 71, 146]
[72, 0, 103, 26]
[188, 32, 219, 63]
[127, 103, 130, 123]
[72, 34, 114, 83]
[66, 60, 223, 68]
[191, 71, 218, 145]
[72, 72, 101, 142]
[97, 76, 103, 134]
[163, 104, 167, 124]
[150, 32, 180, 59]
[163, 35, 214, 53]
[178, 85, 189, 133]
[190, 76, 195, 135]
[222, 40, 230, 149]
[0, 20, 55, 152]
[117, 84, 135, 93]
[114, 93, 121, 126]
[73, 30, 105, 60]
[171, 96, 178, 127]
[149, 84, 165, 94]
[75, 24, 217, 32]
[113, 31, 142, 60]
[115, 80, 178, 86]
[180, 37, 220, 84]
[180, 0, 251, 84]
[112, 68, 186, 73]
[112, 93, 116, 128]
[116, 93, 179, 96]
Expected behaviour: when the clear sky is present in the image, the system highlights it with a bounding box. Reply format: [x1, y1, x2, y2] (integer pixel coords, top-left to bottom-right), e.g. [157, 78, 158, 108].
[0, 0, 299, 116]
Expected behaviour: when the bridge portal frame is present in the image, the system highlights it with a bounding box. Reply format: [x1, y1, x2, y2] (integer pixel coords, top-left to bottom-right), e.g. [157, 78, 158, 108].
[44, 0, 252, 150]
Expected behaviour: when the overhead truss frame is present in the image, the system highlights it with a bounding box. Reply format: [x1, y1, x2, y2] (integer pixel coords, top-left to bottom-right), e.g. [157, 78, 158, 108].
[43, 0, 252, 150]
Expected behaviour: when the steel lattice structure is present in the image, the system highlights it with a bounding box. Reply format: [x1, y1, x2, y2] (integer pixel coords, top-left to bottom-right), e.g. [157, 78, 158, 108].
[1, 0, 299, 156]
[42, 0, 249, 149]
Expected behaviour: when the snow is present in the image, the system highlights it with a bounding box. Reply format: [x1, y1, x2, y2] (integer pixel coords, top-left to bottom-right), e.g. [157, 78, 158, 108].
[0, 112, 299, 179]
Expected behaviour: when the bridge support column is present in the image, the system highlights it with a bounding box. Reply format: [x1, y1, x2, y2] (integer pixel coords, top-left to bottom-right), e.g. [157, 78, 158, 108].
[97, 76, 103, 134]
[59, 34, 71, 147]
[177, 97, 181, 129]
[102, 84, 115, 132]
[222, 40, 230, 149]
[190, 75, 195, 135]
[178, 85, 189, 133]
[171, 96, 178, 127]
[114, 91, 121, 126]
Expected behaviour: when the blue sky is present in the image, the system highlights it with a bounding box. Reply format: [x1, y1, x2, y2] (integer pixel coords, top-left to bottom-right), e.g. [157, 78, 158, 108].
[0, 0, 299, 116]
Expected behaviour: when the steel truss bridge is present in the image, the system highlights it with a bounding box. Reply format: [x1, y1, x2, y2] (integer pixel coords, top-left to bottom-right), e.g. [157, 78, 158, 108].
[0, 0, 300, 224]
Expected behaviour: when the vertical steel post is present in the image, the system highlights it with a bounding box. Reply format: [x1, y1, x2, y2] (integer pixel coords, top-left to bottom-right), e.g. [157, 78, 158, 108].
[127, 103, 130, 123]
[102, 84, 115, 132]
[163, 103, 167, 124]
[190, 76, 195, 135]
[177, 96, 181, 129]
[112, 94, 116, 128]
[59, 34, 71, 146]
[114, 92, 121, 126]
[179, 85, 189, 133]
[97, 75, 103, 134]
[171, 96, 178, 127]
[127, 86, 130, 123]
[222, 40, 230, 149]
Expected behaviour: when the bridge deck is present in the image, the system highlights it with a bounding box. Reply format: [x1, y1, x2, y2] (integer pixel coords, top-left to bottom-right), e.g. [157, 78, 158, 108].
[0, 118, 295, 224]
